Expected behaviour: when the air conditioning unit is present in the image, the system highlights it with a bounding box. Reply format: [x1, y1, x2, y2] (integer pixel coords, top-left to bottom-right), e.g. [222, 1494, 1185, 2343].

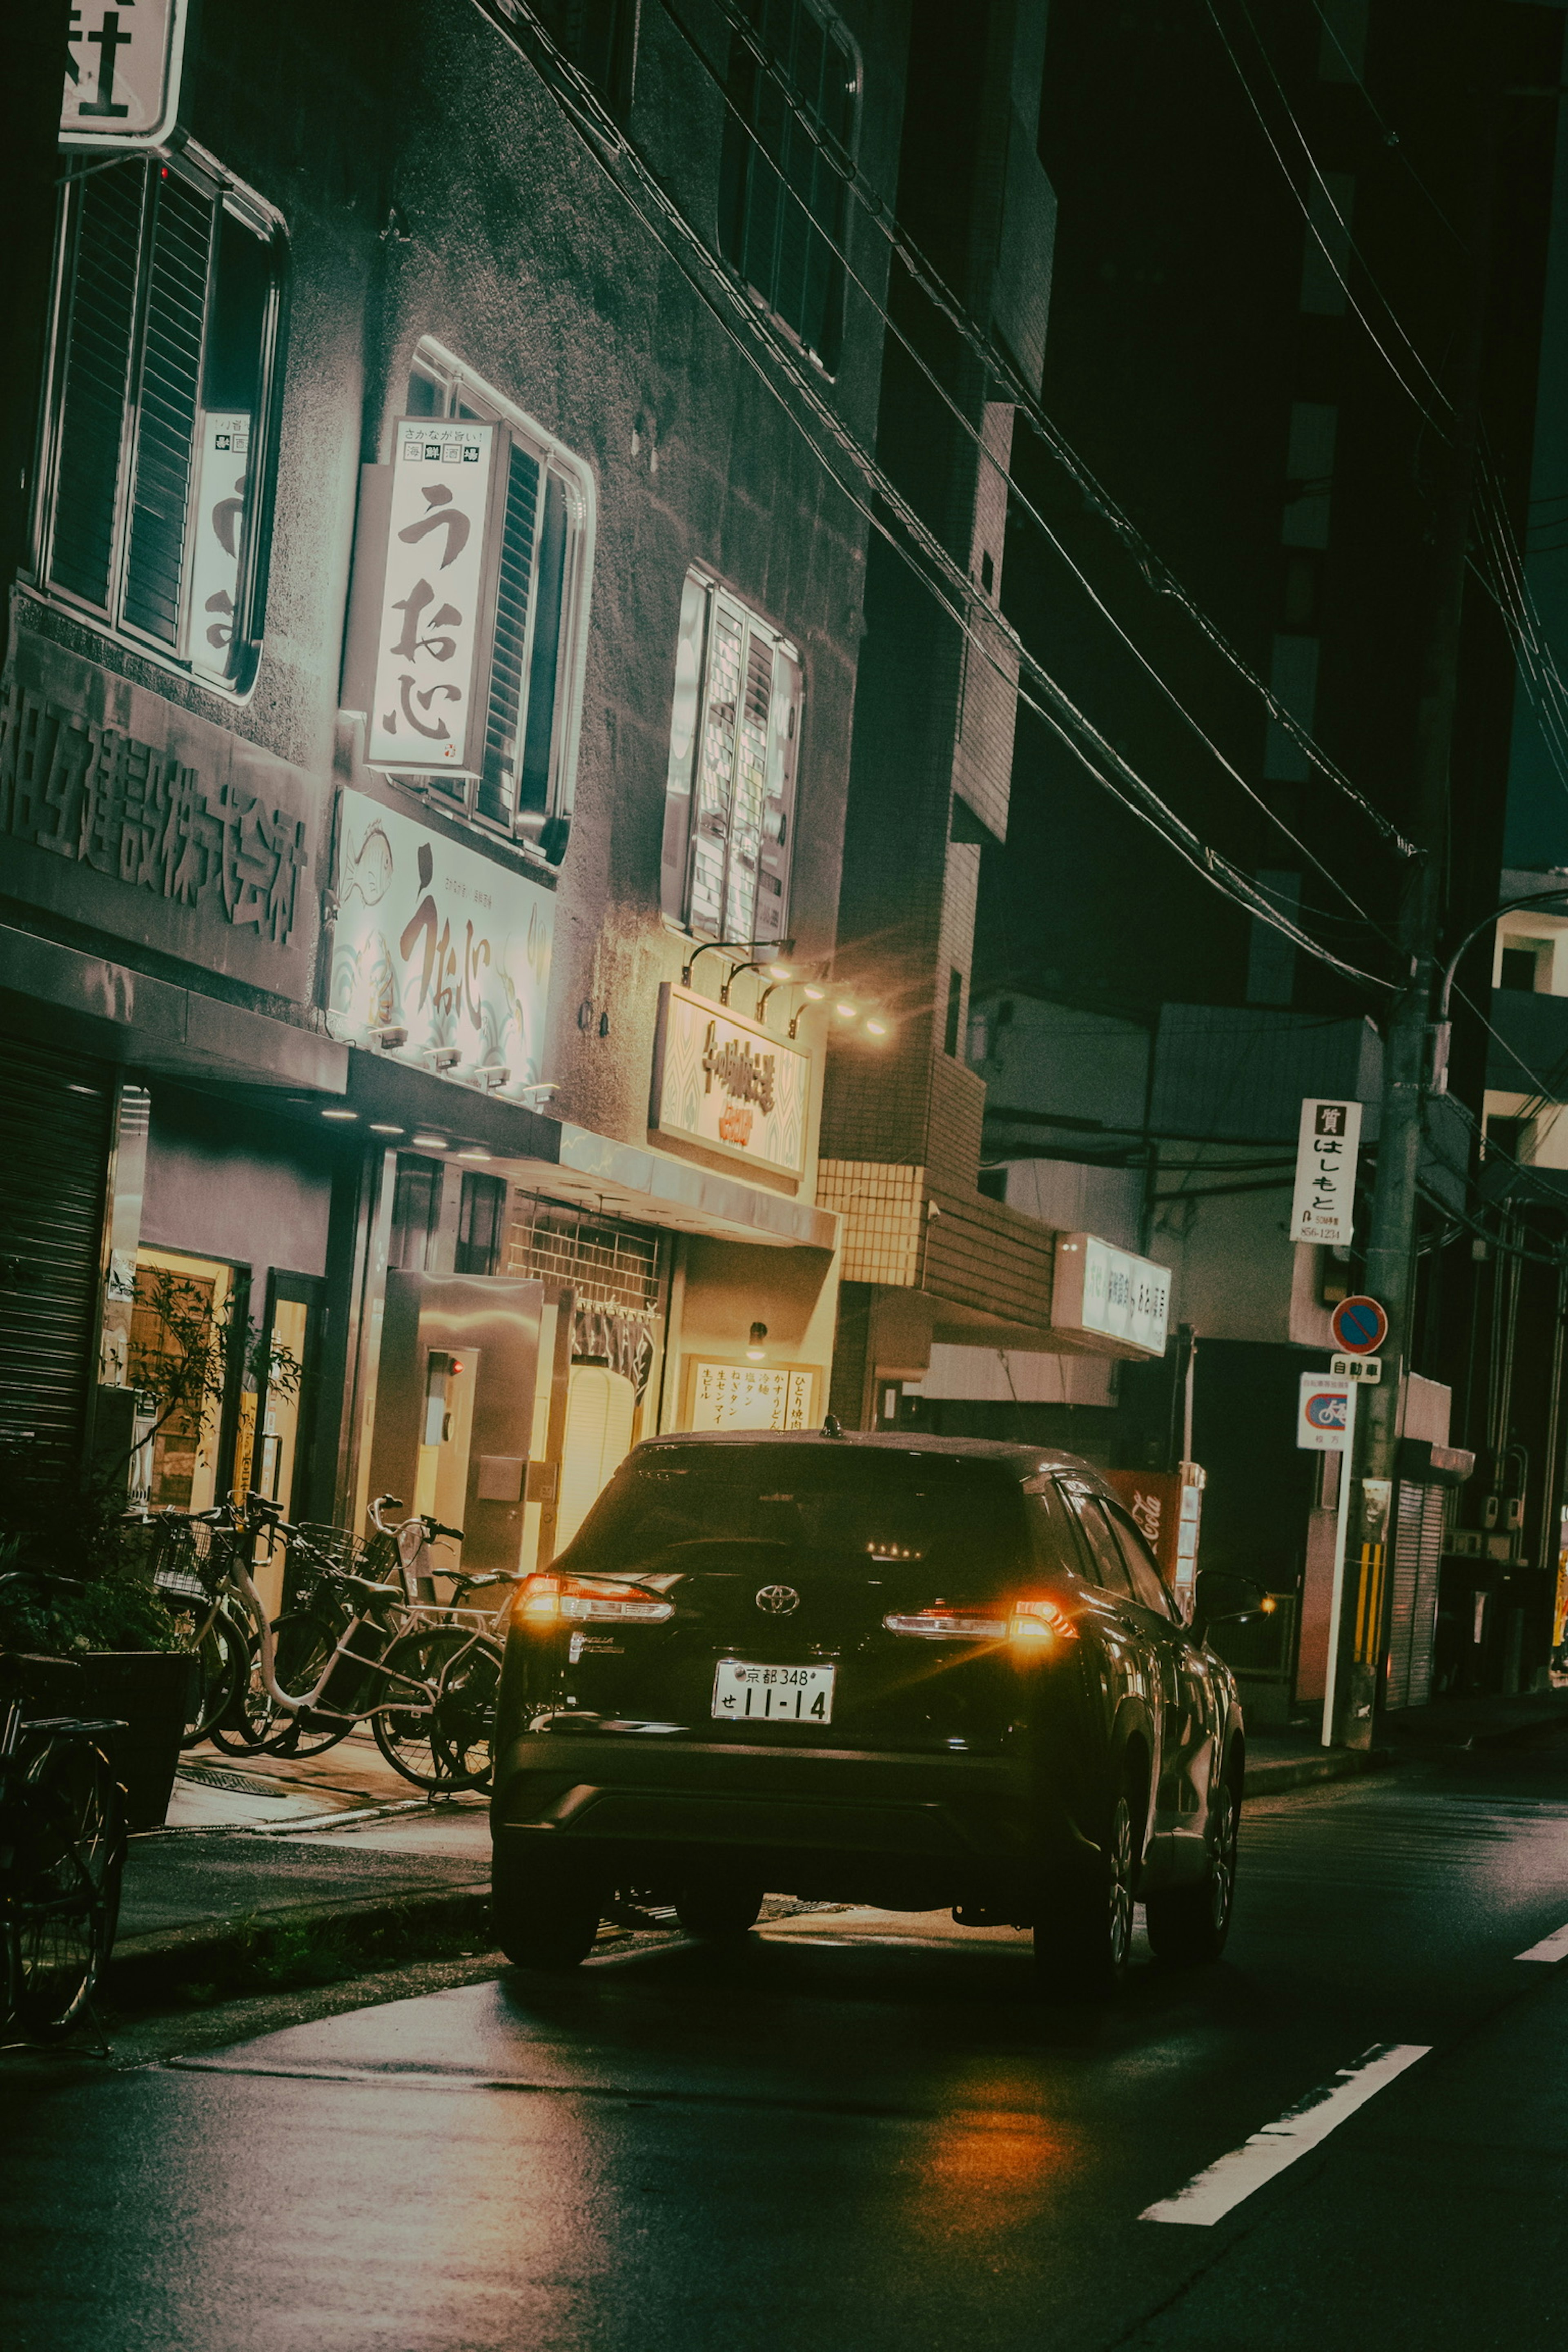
[1449, 1530, 1483, 1558]
[1504, 1497, 1524, 1531]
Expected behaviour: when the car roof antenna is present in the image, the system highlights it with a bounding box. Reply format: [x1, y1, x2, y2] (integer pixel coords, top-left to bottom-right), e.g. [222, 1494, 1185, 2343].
[821, 1413, 844, 1440]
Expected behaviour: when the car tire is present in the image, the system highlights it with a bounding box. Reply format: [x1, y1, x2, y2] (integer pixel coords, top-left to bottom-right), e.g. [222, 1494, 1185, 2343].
[675, 1877, 766, 1941]
[492, 1841, 601, 1971]
[1146, 1764, 1241, 1969]
[1033, 1765, 1141, 1997]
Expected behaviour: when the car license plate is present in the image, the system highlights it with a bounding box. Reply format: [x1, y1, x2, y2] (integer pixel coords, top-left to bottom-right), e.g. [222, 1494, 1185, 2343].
[712, 1659, 835, 1725]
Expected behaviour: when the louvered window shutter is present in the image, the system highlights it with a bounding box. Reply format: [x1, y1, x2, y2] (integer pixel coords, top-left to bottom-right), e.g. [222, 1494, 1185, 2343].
[724, 624, 774, 941]
[753, 643, 800, 944]
[479, 441, 541, 826]
[688, 601, 744, 937]
[49, 162, 146, 611]
[661, 574, 709, 920]
[123, 173, 213, 646]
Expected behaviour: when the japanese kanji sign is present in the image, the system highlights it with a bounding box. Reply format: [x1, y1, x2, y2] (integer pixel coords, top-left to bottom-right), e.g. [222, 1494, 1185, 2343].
[651, 985, 811, 1179]
[329, 788, 554, 1100]
[0, 673, 308, 957]
[62, 0, 188, 149]
[684, 1360, 819, 1432]
[183, 414, 251, 683]
[1290, 1096, 1363, 1247]
[1297, 1371, 1354, 1452]
[368, 422, 495, 775]
[1052, 1234, 1172, 1356]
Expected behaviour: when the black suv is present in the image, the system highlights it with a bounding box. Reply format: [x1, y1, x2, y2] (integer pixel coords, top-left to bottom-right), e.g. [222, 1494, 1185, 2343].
[490, 1432, 1258, 1989]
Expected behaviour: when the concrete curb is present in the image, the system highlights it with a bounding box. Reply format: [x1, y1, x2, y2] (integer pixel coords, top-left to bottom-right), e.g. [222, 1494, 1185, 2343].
[105, 1880, 493, 2007]
[1243, 1747, 1390, 1799]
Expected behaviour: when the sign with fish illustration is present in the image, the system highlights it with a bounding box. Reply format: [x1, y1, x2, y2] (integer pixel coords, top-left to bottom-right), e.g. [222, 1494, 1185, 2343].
[650, 984, 810, 1179]
[330, 789, 553, 1099]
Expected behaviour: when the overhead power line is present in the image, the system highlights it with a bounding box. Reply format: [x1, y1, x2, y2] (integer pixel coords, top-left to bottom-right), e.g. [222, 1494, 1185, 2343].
[470, 1, 1398, 989]
[653, 0, 1394, 943]
[665, 0, 1416, 858]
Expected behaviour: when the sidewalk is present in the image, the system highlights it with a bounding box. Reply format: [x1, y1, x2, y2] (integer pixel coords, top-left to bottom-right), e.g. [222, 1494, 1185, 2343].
[110, 1732, 492, 2006]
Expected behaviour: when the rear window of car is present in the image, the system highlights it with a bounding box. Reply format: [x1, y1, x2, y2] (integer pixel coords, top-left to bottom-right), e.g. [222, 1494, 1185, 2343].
[560, 1446, 1032, 1580]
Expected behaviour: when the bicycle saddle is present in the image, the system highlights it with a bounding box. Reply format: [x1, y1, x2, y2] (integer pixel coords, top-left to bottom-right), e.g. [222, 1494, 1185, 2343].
[336, 1571, 402, 1604]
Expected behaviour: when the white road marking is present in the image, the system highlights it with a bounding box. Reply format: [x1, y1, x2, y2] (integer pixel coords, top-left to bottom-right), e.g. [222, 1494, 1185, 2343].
[1141, 2042, 1432, 2226]
[1516, 1921, 1568, 1962]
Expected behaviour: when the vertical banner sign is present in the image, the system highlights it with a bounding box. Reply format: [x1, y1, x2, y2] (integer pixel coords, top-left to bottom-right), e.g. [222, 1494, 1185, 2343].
[62, 0, 188, 148]
[183, 414, 251, 682]
[1290, 1097, 1363, 1246]
[369, 421, 494, 775]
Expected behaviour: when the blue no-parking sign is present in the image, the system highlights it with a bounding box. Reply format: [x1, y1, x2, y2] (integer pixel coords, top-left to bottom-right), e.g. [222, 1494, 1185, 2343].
[1330, 1294, 1388, 1354]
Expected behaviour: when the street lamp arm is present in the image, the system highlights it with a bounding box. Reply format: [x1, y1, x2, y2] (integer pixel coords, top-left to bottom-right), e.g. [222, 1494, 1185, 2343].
[1430, 888, 1568, 1091]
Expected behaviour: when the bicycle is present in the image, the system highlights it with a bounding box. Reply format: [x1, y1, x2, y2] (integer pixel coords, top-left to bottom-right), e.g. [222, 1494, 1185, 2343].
[0, 1573, 128, 2042]
[134, 1512, 251, 1748]
[177, 1497, 505, 1793]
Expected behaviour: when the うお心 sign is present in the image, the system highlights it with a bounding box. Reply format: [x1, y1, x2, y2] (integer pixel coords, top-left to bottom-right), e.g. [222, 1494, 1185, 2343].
[329, 789, 553, 1098]
[650, 985, 811, 1180]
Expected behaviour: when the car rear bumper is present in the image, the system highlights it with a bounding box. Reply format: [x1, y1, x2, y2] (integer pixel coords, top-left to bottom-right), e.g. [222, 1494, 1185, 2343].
[491, 1731, 1042, 1865]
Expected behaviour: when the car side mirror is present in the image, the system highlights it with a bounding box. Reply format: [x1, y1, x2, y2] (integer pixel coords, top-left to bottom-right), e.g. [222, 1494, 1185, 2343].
[1192, 1569, 1267, 1641]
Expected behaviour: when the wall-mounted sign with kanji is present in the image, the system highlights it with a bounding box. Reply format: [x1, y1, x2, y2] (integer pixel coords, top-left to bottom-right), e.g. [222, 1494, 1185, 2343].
[368, 422, 495, 775]
[61, 0, 189, 149]
[183, 414, 251, 684]
[1290, 1096, 1363, 1248]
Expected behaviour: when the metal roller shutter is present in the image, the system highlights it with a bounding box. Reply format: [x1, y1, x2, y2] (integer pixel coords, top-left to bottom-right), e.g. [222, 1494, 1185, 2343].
[1386, 1480, 1446, 1710]
[0, 1041, 114, 1488]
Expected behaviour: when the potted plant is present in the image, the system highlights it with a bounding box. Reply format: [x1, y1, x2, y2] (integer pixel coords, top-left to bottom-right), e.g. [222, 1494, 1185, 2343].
[0, 1271, 301, 1830]
[0, 1472, 192, 1831]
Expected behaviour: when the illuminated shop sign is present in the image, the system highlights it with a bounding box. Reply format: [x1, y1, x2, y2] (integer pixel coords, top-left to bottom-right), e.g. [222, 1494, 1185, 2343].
[651, 984, 811, 1180]
[1053, 1233, 1171, 1357]
[329, 788, 553, 1099]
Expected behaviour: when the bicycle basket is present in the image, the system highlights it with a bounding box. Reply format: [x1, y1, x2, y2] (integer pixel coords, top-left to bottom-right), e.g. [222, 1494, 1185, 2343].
[147, 1519, 221, 1603]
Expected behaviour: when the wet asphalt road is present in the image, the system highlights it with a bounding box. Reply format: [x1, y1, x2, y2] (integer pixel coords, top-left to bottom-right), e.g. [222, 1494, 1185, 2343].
[6, 1744, 1568, 2352]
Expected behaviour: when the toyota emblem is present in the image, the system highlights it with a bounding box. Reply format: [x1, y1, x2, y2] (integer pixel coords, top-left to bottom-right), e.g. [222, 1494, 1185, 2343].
[755, 1583, 800, 1617]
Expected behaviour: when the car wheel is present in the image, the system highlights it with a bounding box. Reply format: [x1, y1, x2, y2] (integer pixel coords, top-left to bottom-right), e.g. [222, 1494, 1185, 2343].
[675, 1877, 766, 1941]
[1033, 1769, 1140, 1996]
[492, 1841, 601, 1971]
[1146, 1765, 1241, 1968]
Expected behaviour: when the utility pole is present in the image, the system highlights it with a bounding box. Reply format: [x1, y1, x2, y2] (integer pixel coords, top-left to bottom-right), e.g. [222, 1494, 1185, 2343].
[1329, 17, 1496, 1749]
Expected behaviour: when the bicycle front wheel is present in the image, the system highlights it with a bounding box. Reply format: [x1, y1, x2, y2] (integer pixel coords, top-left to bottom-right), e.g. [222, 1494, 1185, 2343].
[210, 1610, 352, 1757]
[11, 1735, 126, 2040]
[372, 1626, 502, 1792]
[170, 1606, 245, 1747]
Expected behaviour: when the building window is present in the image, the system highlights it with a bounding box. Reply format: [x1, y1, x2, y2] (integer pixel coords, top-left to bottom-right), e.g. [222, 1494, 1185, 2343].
[530, 0, 640, 111]
[944, 968, 964, 1057]
[660, 570, 801, 947]
[383, 344, 593, 864]
[1499, 943, 1545, 993]
[1486, 1114, 1533, 1165]
[718, 0, 860, 371]
[37, 151, 283, 693]
[455, 1171, 507, 1274]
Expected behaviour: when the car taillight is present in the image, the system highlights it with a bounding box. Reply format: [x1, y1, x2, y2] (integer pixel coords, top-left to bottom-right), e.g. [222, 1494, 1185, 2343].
[517, 1572, 674, 1625]
[882, 1596, 1076, 1645]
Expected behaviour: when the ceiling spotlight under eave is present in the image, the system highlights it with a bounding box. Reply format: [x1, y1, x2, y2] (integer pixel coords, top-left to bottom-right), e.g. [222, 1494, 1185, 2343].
[456, 1147, 492, 1161]
[834, 999, 859, 1020]
[368, 1122, 405, 1136]
[321, 1107, 359, 1122]
[411, 1133, 449, 1151]
[863, 1017, 890, 1038]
